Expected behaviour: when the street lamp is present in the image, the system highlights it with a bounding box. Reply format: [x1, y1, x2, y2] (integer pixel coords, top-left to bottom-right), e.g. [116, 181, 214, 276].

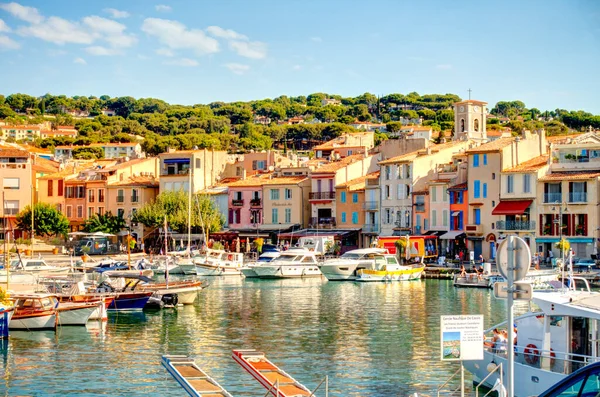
[552, 201, 568, 266]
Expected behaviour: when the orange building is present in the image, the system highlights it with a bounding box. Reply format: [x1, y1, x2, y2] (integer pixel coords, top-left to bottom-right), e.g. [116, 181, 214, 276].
[336, 172, 379, 248]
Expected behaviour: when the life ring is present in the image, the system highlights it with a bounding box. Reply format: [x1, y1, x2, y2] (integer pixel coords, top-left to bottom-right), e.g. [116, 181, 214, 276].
[524, 344, 540, 365]
[227, 254, 233, 261]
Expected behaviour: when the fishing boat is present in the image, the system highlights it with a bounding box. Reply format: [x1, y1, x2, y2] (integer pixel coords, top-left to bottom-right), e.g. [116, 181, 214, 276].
[241, 251, 281, 278]
[252, 249, 322, 279]
[1, 258, 71, 276]
[464, 282, 600, 397]
[354, 255, 425, 282]
[161, 355, 233, 397]
[56, 301, 100, 326]
[9, 293, 59, 330]
[232, 349, 313, 396]
[194, 250, 245, 276]
[320, 247, 388, 281]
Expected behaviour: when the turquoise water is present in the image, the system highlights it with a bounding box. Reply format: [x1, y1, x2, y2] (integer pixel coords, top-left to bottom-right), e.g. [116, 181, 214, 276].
[0, 278, 509, 396]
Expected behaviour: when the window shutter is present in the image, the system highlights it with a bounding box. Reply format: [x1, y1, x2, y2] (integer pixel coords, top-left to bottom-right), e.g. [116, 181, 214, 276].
[252, 160, 257, 170]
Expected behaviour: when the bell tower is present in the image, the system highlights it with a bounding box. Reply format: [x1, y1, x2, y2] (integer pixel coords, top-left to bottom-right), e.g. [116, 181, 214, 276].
[453, 97, 487, 142]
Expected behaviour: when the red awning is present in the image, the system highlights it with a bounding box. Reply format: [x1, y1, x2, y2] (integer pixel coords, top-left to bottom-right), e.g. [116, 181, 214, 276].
[491, 200, 533, 215]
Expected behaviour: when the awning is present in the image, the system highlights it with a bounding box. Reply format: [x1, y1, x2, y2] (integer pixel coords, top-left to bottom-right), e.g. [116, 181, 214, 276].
[440, 231, 466, 240]
[424, 230, 445, 237]
[163, 158, 190, 164]
[491, 200, 533, 215]
[535, 238, 559, 243]
[451, 211, 460, 217]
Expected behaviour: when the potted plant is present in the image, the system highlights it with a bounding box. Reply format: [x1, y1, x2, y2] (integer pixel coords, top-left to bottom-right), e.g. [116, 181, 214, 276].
[564, 153, 577, 161]
[576, 224, 585, 236]
[543, 224, 552, 235]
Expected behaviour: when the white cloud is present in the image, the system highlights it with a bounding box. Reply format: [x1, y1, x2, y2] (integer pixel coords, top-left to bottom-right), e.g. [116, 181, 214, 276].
[142, 18, 219, 55]
[0, 2, 43, 24]
[103, 8, 130, 19]
[206, 26, 247, 41]
[310, 36, 322, 42]
[0, 34, 19, 49]
[18, 16, 94, 44]
[73, 57, 86, 64]
[156, 47, 174, 57]
[436, 64, 452, 70]
[224, 62, 249, 75]
[0, 18, 11, 32]
[292, 64, 302, 71]
[47, 48, 67, 56]
[164, 58, 198, 67]
[155, 4, 172, 12]
[229, 40, 267, 59]
[85, 45, 120, 56]
[83, 15, 137, 48]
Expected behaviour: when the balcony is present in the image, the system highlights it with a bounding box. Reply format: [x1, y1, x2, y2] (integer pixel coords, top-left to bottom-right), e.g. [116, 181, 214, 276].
[309, 191, 336, 200]
[414, 204, 425, 213]
[437, 163, 458, 179]
[363, 201, 378, 211]
[250, 198, 262, 207]
[131, 196, 139, 203]
[544, 193, 562, 203]
[309, 217, 336, 228]
[232, 199, 244, 207]
[465, 224, 483, 235]
[496, 220, 536, 231]
[116, 196, 124, 203]
[568, 192, 587, 203]
[362, 224, 380, 234]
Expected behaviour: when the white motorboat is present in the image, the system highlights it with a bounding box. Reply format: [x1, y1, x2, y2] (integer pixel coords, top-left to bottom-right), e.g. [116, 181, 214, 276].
[175, 259, 197, 275]
[9, 293, 59, 330]
[0, 273, 40, 293]
[150, 258, 182, 275]
[141, 280, 207, 305]
[241, 251, 281, 278]
[464, 281, 600, 397]
[454, 268, 559, 289]
[355, 254, 425, 282]
[253, 249, 322, 279]
[56, 301, 99, 325]
[1, 258, 71, 276]
[194, 250, 244, 276]
[320, 248, 388, 281]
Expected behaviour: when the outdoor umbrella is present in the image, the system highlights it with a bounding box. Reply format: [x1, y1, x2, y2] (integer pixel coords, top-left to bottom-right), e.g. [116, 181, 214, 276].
[235, 237, 241, 253]
[245, 239, 250, 253]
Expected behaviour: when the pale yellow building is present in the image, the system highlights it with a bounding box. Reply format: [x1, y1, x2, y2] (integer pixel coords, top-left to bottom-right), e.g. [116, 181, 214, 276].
[159, 149, 231, 193]
[0, 148, 32, 239]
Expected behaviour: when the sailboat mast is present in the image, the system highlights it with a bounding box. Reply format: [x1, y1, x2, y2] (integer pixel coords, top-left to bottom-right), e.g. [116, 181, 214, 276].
[3, 191, 8, 292]
[164, 215, 169, 287]
[31, 182, 34, 258]
[187, 159, 192, 255]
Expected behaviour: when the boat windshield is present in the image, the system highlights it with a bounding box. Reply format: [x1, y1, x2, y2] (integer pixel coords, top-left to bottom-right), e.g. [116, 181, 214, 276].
[258, 256, 277, 262]
[340, 253, 362, 260]
[386, 256, 399, 265]
[276, 255, 301, 262]
[374, 255, 387, 267]
[10, 260, 24, 268]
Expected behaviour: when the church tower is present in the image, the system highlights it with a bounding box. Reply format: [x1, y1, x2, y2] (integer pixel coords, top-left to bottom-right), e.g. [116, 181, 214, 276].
[453, 99, 487, 142]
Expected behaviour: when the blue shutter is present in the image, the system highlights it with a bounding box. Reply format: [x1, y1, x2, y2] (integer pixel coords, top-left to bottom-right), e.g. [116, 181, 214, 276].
[352, 212, 358, 224]
[474, 180, 480, 198]
[449, 192, 454, 204]
[340, 191, 346, 203]
[473, 154, 479, 167]
[475, 209, 481, 225]
[483, 183, 487, 198]
[483, 154, 487, 165]
[341, 212, 346, 223]
[352, 193, 358, 203]
[459, 212, 463, 229]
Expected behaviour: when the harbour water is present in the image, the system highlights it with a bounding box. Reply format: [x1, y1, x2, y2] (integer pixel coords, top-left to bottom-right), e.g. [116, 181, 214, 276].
[1, 278, 512, 396]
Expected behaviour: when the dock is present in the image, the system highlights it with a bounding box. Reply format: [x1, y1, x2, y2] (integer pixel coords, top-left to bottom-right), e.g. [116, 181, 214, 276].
[161, 355, 232, 397]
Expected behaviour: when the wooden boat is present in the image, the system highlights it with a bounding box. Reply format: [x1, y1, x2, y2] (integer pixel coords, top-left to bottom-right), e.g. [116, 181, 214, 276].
[56, 301, 99, 326]
[161, 354, 232, 397]
[232, 349, 312, 396]
[9, 293, 59, 330]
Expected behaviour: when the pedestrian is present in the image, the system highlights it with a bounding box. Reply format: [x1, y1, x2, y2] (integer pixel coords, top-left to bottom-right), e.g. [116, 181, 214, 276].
[460, 264, 466, 277]
[547, 249, 554, 266]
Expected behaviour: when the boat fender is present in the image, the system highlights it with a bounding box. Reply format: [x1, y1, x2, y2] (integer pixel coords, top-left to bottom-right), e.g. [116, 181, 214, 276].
[524, 344, 540, 365]
[227, 254, 233, 261]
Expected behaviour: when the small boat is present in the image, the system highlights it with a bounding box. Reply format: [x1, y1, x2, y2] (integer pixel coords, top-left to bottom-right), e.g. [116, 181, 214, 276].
[56, 301, 99, 326]
[194, 250, 245, 276]
[320, 248, 388, 281]
[252, 249, 322, 279]
[150, 258, 182, 275]
[232, 349, 312, 396]
[176, 259, 198, 276]
[453, 273, 504, 288]
[241, 251, 281, 278]
[140, 279, 208, 305]
[1, 258, 71, 276]
[58, 294, 114, 321]
[355, 255, 425, 282]
[161, 355, 233, 397]
[9, 293, 59, 330]
[0, 302, 14, 339]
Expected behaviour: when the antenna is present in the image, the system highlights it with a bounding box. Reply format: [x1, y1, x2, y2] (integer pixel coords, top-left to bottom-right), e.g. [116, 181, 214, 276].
[468, 88, 472, 100]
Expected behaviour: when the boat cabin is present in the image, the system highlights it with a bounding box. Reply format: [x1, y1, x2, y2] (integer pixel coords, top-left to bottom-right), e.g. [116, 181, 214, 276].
[12, 294, 59, 313]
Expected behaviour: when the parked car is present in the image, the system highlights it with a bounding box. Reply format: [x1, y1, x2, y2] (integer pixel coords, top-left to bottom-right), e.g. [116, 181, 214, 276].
[573, 258, 597, 272]
[538, 361, 600, 397]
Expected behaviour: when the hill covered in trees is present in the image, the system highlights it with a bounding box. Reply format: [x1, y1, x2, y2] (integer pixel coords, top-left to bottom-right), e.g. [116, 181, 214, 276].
[0, 92, 598, 157]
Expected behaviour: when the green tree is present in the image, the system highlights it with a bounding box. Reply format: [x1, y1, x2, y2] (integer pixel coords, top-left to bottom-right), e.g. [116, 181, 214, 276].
[386, 121, 403, 133]
[73, 146, 104, 159]
[16, 203, 69, 237]
[83, 212, 127, 234]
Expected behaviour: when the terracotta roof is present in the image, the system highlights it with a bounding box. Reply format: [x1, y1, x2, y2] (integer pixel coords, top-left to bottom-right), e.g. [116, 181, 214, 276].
[335, 171, 380, 190]
[38, 163, 99, 180]
[42, 130, 77, 135]
[91, 143, 138, 148]
[0, 148, 29, 158]
[0, 125, 41, 130]
[227, 174, 308, 188]
[32, 157, 60, 174]
[312, 153, 367, 173]
[539, 172, 600, 182]
[98, 158, 154, 172]
[547, 133, 586, 143]
[465, 138, 514, 154]
[503, 155, 549, 173]
[21, 145, 51, 154]
[448, 182, 468, 190]
[108, 176, 159, 187]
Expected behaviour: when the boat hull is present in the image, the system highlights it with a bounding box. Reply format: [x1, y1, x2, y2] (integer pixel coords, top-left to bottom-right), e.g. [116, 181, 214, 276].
[254, 265, 322, 279]
[241, 267, 259, 278]
[196, 264, 242, 276]
[9, 312, 56, 330]
[108, 293, 152, 311]
[0, 306, 14, 338]
[153, 286, 202, 305]
[177, 263, 197, 275]
[57, 304, 97, 326]
[355, 266, 424, 282]
[320, 263, 359, 281]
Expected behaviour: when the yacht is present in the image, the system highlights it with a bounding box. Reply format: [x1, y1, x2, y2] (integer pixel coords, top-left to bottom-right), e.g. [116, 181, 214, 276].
[1, 258, 70, 276]
[320, 248, 388, 281]
[194, 250, 245, 276]
[354, 254, 425, 282]
[241, 251, 281, 278]
[252, 249, 322, 279]
[464, 281, 600, 397]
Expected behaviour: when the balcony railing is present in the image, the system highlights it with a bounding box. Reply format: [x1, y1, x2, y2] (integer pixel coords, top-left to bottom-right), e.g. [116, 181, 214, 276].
[116, 196, 124, 203]
[362, 224, 380, 233]
[496, 220, 536, 231]
[309, 191, 336, 200]
[250, 198, 262, 207]
[3, 208, 19, 215]
[131, 196, 139, 203]
[568, 192, 587, 203]
[232, 199, 244, 207]
[544, 193, 562, 203]
[363, 201, 378, 211]
[309, 217, 336, 227]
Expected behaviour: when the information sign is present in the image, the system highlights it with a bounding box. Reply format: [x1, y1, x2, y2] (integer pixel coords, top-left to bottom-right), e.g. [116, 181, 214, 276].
[440, 315, 484, 361]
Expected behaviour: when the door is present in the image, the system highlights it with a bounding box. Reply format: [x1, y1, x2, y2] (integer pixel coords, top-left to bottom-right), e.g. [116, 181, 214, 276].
[473, 241, 482, 260]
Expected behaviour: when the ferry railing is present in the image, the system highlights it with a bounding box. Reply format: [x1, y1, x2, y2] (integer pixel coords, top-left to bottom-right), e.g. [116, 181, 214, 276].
[436, 366, 462, 397]
[309, 375, 329, 397]
[475, 362, 503, 397]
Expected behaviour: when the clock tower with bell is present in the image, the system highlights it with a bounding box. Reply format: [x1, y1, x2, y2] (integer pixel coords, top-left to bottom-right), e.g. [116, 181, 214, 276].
[453, 98, 487, 142]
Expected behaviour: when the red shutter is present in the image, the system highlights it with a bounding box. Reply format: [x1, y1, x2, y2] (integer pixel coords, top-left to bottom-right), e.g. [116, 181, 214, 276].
[228, 210, 233, 224]
[58, 179, 64, 196]
[539, 214, 543, 235]
[584, 214, 588, 236]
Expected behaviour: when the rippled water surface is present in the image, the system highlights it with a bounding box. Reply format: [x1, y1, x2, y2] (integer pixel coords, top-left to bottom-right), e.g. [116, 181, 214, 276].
[0, 278, 511, 396]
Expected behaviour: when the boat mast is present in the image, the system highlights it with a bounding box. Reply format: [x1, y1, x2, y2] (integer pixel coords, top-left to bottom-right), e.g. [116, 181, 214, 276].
[3, 191, 8, 292]
[164, 215, 169, 287]
[187, 159, 192, 256]
[30, 180, 34, 258]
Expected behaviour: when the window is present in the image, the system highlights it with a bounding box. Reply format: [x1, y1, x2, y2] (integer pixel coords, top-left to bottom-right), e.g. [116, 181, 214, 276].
[443, 188, 448, 202]
[272, 208, 278, 223]
[385, 208, 391, 224]
[507, 175, 514, 193]
[76, 186, 85, 198]
[385, 166, 391, 180]
[483, 183, 487, 198]
[285, 188, 292, 200]
[405, 165, 411, 179]
[397, 184, 403, 200]
[474, 209, 481, 225]
[98, 207, 104, 216]
[132, 189, 139, 203]
[483, 154, 487, 165]
[196, 158, 201, 169]
[396, 210, 401, 225]
[234, 191, 243, 200]
[88, 189, 95, 203]
[492, 173, 496, 180]
[56, 204, 62, 212]
[257, 160, 266, 170]
[474, 119, 480, 132]
[443, 210, 448, 226]
[3, 200, 19, 215]
[341, 212, 347, 223]
[352, 212, 358, 224]
[340, 191, 346, 203]
[98, 189, 105, 203]
[474, 180, 481, 198]
[77, 205, 83, 218]
[460, 119, 465, 132]
[236, 167, 243, 176]
[65, 186, 74, 198]
[285, 208, 291, 223]
[473, 154, 480, 167]
[66, 205, 72, 218]
[58, 180, 64, 196]
[88, 207, 94, 218]
[117, 189, 125, 202]
[352, 193, 358, 203]
[431, 186, 437, 202]
[523, 174, 531, 193]
[117, 208, 124, 218]
[432, 210, 437, 227]
[424, 218, 429, 230]
[270, 189, 280, 200]
[47, 180, 53, 197]
[397, 165, 402, 179]
[385, 185, 390, 199]
[3, 178, 19, 189]
[416, 214, 421, 229]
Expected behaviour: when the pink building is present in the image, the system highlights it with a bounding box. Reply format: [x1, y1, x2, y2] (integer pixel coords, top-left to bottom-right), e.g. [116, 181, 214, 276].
[227, 179, 263, 235]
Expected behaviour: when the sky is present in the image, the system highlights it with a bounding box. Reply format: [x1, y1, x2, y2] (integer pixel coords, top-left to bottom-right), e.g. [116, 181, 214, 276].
[0, 0, 599, 113]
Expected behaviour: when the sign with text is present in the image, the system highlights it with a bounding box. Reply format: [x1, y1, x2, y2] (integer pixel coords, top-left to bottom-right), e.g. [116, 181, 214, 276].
[440, 315, 484, 361]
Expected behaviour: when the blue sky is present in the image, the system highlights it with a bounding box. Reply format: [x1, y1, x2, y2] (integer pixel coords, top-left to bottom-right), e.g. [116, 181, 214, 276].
[0, 1, 599, 113]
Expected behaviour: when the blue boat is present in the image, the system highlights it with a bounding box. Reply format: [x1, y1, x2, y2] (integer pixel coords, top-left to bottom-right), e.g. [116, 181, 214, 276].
[107, 292, 153, 311]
